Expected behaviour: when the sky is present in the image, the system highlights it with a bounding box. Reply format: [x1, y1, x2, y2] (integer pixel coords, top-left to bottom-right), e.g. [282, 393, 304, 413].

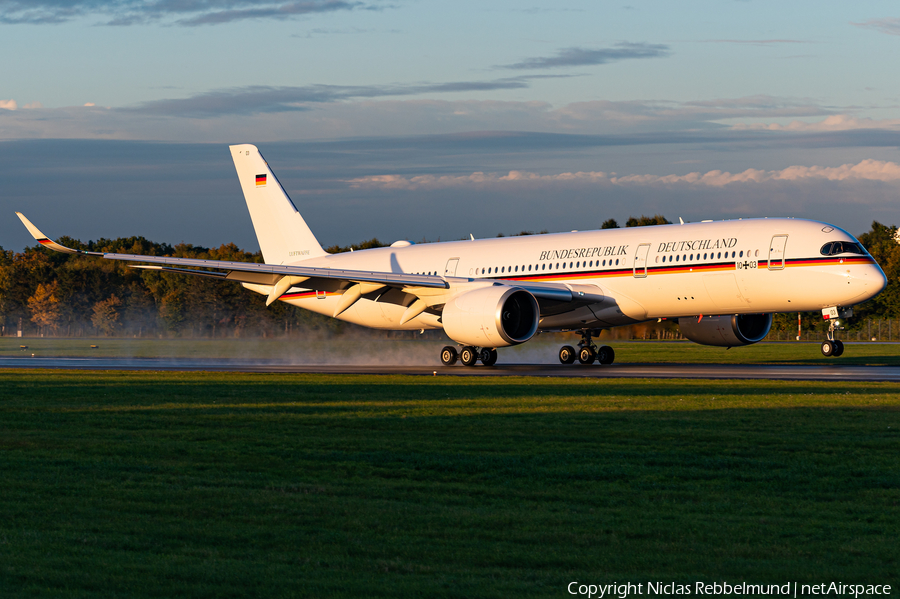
[1, 0, 899, 251]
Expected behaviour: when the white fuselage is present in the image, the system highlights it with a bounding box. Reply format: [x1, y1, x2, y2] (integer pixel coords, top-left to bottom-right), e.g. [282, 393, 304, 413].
[270, 218, 885, 332]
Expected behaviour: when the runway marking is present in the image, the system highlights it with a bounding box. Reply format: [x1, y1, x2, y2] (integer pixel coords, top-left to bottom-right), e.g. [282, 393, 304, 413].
[1, 357, 899, 382]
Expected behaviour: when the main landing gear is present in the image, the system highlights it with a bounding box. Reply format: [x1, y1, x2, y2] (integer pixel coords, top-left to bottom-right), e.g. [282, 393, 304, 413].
[559, 329, 615, 365]
[821, 316, 845, 357]
[440, 345, 497, 367]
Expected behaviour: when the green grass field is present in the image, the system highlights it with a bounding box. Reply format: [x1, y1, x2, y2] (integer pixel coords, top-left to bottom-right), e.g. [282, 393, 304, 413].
[4, 336, 900, 366]
[1, 370, 898, 598]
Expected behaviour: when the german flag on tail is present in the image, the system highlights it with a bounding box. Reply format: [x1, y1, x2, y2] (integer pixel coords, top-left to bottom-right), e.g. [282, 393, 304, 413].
[256, 174, 267, 187]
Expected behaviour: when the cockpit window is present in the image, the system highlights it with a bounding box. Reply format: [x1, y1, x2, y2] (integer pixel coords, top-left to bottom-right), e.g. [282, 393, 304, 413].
[820, 241, 866, 256]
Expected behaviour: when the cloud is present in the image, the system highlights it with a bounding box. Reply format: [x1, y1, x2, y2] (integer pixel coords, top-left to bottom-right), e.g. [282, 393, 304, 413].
[3, 93, 898, 147]
[852, 17, 900, 36]
[174, 0, 368, 26]
[555, 95, 835, 128]
[0, 99, 17, 110]
[732, 114, 900, 132]
[123, 77, 565, 117]
[0, 0, 378, 26]
[500, 43, 671, 70]
[700, 39, 809, 46]
[121, 85, 832, 128]
[291, 26, 374, 38]
[346, 159, 900, 190]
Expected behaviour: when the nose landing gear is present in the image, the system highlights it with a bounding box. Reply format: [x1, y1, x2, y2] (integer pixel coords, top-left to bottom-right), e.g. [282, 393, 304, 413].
[558, 329, 615, 365]
[821, 307, 846, 357]
[821, 339, 843, 357]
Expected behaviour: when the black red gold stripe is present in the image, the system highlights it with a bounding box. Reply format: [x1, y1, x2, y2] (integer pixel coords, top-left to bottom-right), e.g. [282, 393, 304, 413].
[274, 255, 877, 303]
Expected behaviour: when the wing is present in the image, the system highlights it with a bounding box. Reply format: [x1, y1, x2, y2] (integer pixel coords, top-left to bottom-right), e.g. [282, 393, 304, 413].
[18, 210, 444, 287]
[17, 212, 603, 317]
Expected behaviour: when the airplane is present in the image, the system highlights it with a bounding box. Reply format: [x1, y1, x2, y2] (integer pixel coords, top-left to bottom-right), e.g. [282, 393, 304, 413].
[16, 144, 887, 366]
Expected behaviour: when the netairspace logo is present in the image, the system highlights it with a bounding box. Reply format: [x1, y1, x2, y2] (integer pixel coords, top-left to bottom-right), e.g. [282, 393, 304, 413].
[567, 581, 893, 598]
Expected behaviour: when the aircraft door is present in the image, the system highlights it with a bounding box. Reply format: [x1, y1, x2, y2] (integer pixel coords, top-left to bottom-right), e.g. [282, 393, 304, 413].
[633, 243, 650, 278]
[768, 235, 788, 270]
[444, 258, 459, 277]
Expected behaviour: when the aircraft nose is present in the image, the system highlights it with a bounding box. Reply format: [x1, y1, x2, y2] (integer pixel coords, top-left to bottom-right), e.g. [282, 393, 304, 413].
[873, 262, 888, 295]
[849, 262, 887, 303]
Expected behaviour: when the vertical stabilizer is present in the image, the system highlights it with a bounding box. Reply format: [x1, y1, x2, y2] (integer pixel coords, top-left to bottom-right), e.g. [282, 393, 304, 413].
[230, 144, 327, 264]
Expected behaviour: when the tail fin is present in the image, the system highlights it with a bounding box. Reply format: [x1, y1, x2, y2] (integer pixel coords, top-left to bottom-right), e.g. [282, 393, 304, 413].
[230, 144, 327, 264]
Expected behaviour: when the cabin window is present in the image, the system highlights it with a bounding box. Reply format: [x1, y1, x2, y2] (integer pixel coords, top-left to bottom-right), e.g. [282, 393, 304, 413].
[675, 255, 679, 262]
[616, 259, 620, 265]
[739, 251, 743, 258]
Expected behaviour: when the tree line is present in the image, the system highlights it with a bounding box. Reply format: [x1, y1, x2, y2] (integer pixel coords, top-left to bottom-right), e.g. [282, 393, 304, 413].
[1, 218, 897, 339]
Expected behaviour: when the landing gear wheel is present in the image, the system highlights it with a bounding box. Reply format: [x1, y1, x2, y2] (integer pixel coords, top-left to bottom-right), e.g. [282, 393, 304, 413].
[440, 346, 458, 366]
[832, 339, 844, 357]
[578, 346, 596, 365]
[821, 340, 834, 357]
[559, 345, 576, 365]
[480, 348, 498, 366]
[460, 346, 478, 367]
[597, 345, 615, 365]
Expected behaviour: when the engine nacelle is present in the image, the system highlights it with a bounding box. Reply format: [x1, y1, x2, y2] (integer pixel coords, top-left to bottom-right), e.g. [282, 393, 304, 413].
[678, 313, 773, 347]
[442, 286, 539, 348]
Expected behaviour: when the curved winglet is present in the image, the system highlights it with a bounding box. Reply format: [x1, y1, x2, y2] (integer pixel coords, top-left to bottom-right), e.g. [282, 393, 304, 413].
[15, 212, 95, 255]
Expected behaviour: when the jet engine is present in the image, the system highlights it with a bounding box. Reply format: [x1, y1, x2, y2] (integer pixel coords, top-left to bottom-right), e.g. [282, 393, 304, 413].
[678, 313, 773, 347]
[442, 285, 539, 347]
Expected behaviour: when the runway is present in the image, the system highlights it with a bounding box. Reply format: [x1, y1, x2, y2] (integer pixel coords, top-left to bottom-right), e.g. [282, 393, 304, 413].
[1, 356, 899, 382]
